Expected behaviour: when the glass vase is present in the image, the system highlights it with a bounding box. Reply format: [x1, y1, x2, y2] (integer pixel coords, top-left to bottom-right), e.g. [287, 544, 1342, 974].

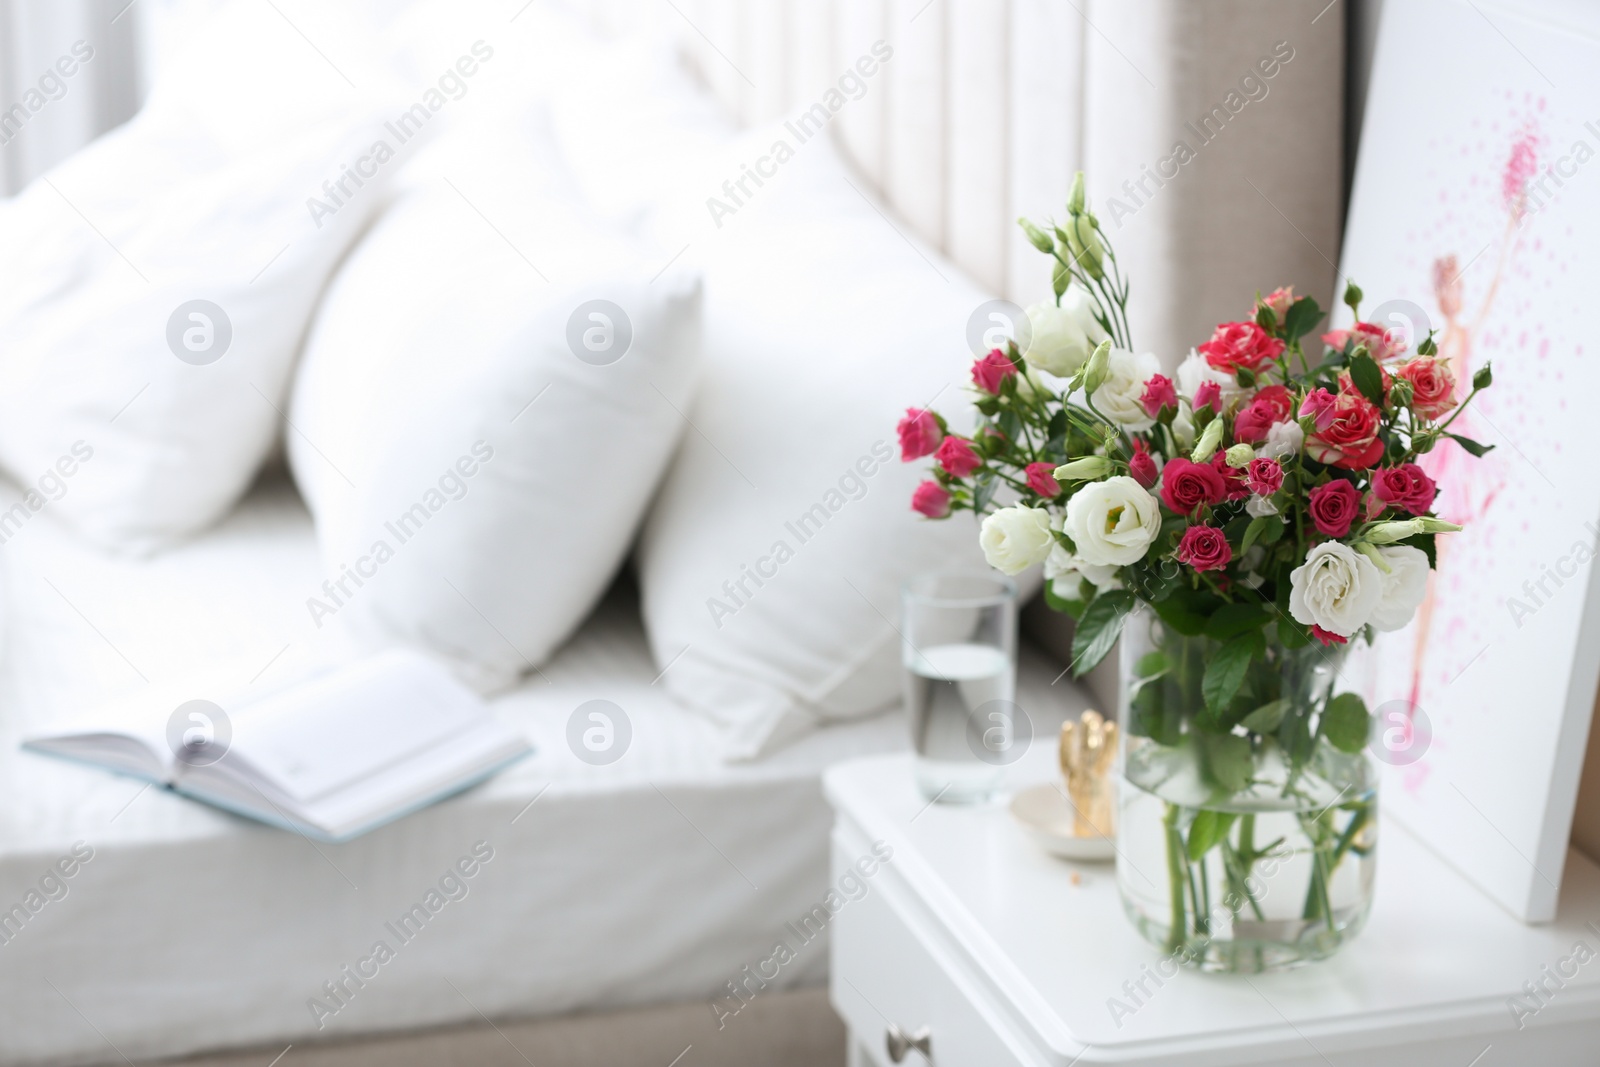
[1115, 608, 1377, 973]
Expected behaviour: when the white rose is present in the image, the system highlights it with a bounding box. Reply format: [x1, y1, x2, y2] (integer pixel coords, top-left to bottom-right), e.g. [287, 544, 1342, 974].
[1022, 289, 1108, 377]
[1090, 349, 1162, 431]
[979, 506, 1055, 575]
[1368, 545, 1431, 632]
[1044, 544, 1122, 594]
[1177, 349, 1249, 411]
[1262, 419, 1304, 460]
[1063, 476, 1162, 567]
[1288, 541, 1383, 638]
[1245, 495, 1280, 518]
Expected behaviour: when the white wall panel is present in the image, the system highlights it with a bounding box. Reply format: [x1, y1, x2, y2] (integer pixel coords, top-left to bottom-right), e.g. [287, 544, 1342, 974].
[945, 0, 1010, 295]
[882, 0, 947, 250]
[1005, 0, 1084, 305]
[832, 0, 888, 192]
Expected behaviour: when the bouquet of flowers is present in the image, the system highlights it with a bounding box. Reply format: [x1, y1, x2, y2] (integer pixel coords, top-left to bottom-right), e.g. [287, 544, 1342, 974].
[897, 172, 1493, 967]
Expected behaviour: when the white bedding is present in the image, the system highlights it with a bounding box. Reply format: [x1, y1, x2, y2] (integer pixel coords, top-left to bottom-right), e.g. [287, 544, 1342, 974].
[0, 474, 1093, 1066]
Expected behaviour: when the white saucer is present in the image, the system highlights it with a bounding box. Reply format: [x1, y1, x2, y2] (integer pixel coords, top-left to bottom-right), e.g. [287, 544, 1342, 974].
[1008, 783, 1116, 862]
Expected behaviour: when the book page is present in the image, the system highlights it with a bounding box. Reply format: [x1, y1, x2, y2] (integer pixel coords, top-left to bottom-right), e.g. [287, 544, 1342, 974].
[220, 650, 492, 805]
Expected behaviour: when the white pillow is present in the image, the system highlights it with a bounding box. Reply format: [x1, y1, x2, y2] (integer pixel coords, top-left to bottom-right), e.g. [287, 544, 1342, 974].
[287, 115, 702, 693]
[548, 43, 994, 759]
[0, 5, 397, 554]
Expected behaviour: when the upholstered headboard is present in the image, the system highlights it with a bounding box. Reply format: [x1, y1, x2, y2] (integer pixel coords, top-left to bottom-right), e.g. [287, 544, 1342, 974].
[564, 0, 1347, 363]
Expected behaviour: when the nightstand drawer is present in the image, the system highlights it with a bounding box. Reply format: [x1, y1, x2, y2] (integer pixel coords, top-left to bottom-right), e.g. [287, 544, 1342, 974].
[829, 835, 1040, 1067]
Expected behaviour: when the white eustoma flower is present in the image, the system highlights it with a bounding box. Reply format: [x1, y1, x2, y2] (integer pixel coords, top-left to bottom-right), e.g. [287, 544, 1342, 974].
[1063, 476, 1162, 567]
[1246, 495, 1280, 518]
[1262, 419, 1304, 460]
[1368, 545, 1431, 631]
[1021, 289, 1108, 377]
[1090, 349, 1162, 431]
[1171, 407, 1196, 450]
[1177, 349, 1249, 411]
[979, 506, 1055, 575]
[1044, 544, 1122, 596]
[1288, 541, 1383, 637]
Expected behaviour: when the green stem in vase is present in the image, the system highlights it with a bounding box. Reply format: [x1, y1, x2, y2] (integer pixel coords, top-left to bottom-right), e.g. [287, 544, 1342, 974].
[1163, 802, 1189, 953]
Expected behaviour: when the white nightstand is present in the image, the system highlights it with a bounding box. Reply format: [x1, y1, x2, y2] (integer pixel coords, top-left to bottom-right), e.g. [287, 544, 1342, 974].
[825, 753, 1600, 1067]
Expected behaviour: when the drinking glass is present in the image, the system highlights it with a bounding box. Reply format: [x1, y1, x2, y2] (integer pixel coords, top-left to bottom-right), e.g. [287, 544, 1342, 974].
[901, 571, 1020, 804]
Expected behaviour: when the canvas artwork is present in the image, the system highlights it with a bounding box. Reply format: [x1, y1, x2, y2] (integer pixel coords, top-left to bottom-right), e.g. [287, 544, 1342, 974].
[1340, 0, 1600, 922]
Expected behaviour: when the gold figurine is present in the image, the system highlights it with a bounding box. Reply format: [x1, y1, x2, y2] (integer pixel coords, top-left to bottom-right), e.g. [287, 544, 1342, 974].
[1059, 710, 1117, 839]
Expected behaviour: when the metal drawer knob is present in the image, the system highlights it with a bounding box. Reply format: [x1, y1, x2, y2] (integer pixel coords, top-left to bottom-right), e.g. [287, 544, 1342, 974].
[885, 1023, 932, 1063]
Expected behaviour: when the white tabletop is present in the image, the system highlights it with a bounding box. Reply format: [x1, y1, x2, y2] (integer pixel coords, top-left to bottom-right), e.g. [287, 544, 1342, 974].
[825, 751, 1600, 1061]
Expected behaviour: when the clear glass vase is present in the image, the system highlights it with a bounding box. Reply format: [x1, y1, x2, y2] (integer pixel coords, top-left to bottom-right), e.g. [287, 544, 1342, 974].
[1115, 608, 1378, 973]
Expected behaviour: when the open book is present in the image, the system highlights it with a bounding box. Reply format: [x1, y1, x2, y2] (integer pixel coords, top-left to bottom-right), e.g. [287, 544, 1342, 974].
[23, 650, 532, 842]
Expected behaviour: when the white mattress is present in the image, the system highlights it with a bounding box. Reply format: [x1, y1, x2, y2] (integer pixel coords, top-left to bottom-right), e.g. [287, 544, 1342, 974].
[0, 475, 1088, 1066]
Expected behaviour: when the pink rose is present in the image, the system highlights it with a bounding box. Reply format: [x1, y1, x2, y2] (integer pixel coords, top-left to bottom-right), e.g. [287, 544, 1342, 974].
[897, 408, 943, 461]
[1233, 384, 1295, 443]
[1024, 461, 1061, 499]
[971, 348, 1018, 395]
[1210, 453, 1250, 501]
[1299, 388, 1338, 432]
[1310, 624, 1348, 647]
[1160, 457, 1227, 515]
[1140, 373, 1178, 419]
[1129, 439, 1160, 489]
[1308, 479, 1361, 537]
[1246, 457, 1283, 496]
[935, 436, 982, 477]
[1198, 321, 1286, 373]
[1305, 391, 1384, 470]
[1176, 525, 1232, 572]
[911, 480, 952, 518]
[1193, 380, 1223, 413]
[1396, 357, 1457, 421]
[1261, 286, 1295, 323]
[1323, 322, 1406, 362]
[1371, 463, 1437, 515]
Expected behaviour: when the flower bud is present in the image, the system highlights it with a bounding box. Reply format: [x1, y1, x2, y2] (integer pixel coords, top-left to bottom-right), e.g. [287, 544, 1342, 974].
[1416, 517, 1463, 534]
[1064, 214, 1105, 280]
[1363, 519, 1424, 544]
[1018, 218, 1054, 253]
[1054, 456, 1112, 482]
[1387, 378, 1414, 407]
[1343, 281, 1364, 314]
[1224, 443, 1255, 468]
[1191, 416, 1226, 463]
[1068, 170, 1087, 215]
[1473, 363, 1493, 390]
[1081, 340, 1113, 394]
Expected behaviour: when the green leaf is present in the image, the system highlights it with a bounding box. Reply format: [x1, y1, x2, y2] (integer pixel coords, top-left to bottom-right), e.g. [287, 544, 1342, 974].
[1200, 733, 1254, 794]
[1240, 698, 1289, 734]
[1283, 296, 1324, 341]
[1043, 581, 1087, 621]
[1349, 351, 1386, 407]
[1261, 516, 1286, 545]
[1135, 650, 1171, 679]
[1152, 583, 1215, 636]
[1071, 591, 1134, 677]
[973, 472, 998, 512]
[1186, 810, 1240, 862]
[1446, 432, 1495, 458]
[1239, 514, 1270, 556]
[1323, 692, 1370, 754]
[1202, 631, 1264, 713]
[1206, 601, 1268, 642]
